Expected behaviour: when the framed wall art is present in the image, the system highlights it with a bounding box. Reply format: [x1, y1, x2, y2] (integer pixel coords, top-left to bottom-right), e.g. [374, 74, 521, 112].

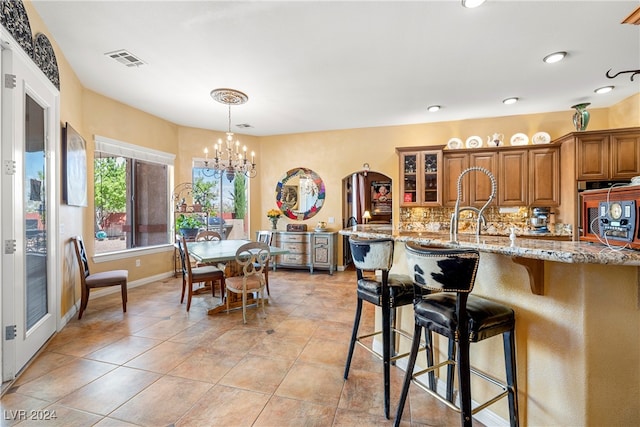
[62, 122, 88, 206]
[371, 180, 391, 215]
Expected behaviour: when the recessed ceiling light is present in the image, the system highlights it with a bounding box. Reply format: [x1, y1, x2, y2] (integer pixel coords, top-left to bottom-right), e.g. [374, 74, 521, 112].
[543, 51, 567, 64]
[427, 105, 441, 112]
[594, 86, 614, 94]
[461, 0, 486, 8]
[503, 97, 519, 105]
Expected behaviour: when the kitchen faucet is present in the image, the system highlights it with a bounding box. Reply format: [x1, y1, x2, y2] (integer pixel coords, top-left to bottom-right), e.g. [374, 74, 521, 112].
[450, 166, 497, 243]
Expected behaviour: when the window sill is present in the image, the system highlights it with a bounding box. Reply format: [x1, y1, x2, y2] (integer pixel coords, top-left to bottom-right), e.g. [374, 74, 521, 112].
[93, 244, 173, 263]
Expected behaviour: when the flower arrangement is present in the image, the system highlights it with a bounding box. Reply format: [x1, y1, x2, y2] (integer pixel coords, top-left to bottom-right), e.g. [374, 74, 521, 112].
[267, 208, 281, 219]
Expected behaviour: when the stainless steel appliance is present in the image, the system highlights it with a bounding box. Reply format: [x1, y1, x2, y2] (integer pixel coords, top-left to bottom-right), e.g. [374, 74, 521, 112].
[530, 207, 551, 233]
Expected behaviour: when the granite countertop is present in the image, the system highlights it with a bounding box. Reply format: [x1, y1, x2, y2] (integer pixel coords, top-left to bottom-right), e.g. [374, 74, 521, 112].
[340, 225, 640, 266]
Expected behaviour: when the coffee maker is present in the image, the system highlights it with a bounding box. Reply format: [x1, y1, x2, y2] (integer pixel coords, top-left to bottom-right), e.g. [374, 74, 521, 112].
[530, 207, 551, 233]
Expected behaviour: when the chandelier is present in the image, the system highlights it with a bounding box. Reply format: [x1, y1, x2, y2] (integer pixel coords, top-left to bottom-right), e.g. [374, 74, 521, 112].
[203, 88, 257, 181]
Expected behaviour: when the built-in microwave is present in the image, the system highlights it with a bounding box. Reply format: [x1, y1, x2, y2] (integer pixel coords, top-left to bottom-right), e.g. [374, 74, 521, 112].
[576, 180, 629, 235]
[580, 183, 640, 249]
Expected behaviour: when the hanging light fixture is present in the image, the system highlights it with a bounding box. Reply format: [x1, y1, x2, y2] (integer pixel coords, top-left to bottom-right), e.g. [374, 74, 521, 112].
[203, 88, 257, 182]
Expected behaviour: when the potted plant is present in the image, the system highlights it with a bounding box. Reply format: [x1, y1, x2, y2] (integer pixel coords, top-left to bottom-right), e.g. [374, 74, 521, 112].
[175, 214, 204, 240]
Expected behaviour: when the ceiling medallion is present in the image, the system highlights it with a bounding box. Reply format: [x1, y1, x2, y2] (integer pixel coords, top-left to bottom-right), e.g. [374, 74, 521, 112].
[210, 88, 248, 105]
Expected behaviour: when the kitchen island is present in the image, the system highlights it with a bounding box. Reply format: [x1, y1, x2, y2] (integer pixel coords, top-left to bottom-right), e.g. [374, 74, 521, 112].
[340, 225, 640, 426]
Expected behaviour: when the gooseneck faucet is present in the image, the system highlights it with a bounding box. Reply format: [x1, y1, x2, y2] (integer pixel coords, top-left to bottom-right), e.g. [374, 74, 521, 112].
[450, 166, 497, 243]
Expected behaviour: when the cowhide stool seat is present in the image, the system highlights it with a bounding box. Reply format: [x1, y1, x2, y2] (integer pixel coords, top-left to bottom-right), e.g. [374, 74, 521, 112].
[394, 242, 519, 427]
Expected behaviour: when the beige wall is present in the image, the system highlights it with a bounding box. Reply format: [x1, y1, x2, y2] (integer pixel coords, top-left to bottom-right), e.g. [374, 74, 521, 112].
[21, 1, 640, 320]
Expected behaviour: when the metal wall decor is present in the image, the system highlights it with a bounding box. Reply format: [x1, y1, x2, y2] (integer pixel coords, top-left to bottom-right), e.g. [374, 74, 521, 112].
[0, 0, 60, 89]
[606, 68, 640, 82]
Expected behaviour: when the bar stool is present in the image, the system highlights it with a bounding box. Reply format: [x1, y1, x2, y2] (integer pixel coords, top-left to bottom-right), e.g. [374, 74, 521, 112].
[344, 235, 415, 419]
[394, 242, 519, 427]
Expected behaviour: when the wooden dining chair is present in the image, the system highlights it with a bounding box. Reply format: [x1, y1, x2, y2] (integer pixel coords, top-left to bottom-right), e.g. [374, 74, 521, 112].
[225, 241, 270, 323]
[194, 230, 224, 297]
[255, 230, 273, 295]
[196, 230, 222, 242]
[176, 235, 225, 311]
[71, 236, 128, 320]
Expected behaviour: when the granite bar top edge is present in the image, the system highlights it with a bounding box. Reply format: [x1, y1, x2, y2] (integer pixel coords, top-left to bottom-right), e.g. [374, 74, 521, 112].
[339, 226, 640, 266]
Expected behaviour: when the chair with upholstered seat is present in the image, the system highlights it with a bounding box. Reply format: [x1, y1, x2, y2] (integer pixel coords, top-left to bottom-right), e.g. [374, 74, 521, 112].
[71, 236, 128, 320]
[344, 235, 415, 419]
[255, 230, 273, 295]
[225, 241, 270, 324]
[394, 242, 519, 427]
[176, 235, 225, 311]
[194, 230, 224, 296]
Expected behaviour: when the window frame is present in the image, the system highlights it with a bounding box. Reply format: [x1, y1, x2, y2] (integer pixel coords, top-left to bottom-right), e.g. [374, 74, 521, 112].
[93, 135, 175, 261]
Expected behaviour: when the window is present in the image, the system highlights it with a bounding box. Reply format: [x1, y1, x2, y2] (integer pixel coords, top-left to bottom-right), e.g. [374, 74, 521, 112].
[192, 166, 249, 240]
[94, 136, 175, 254]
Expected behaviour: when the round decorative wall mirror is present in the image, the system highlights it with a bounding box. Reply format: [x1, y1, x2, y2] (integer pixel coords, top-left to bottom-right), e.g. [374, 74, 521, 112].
[275, 167, 325, 220]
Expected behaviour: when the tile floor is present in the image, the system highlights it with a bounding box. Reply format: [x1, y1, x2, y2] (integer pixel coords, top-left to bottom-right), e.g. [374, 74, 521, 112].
[1, 269, 469, 426]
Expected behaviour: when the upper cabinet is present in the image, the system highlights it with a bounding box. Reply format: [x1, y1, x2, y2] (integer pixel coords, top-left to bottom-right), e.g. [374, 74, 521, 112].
[397, 147, 443, 207]
[562, 128, 640, 181]
[399, 143, 562, 208]
[441, 145, 559, 207]
[498, 150, 528, 206]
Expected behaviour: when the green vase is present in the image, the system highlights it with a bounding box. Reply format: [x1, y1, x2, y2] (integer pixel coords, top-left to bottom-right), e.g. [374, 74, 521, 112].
[571, 103, 591, 131]
[269, 217, 279, 230]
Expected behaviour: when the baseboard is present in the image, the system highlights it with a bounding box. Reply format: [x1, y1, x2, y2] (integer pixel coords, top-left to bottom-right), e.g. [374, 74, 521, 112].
[60, 271, 175, 328]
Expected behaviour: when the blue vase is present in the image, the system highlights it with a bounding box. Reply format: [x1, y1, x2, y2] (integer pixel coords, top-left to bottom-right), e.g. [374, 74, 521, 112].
[571, 103, 591, 131]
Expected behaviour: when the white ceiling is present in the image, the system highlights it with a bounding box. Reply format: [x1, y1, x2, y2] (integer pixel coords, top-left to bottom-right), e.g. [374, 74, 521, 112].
[31, 0, 640, 137]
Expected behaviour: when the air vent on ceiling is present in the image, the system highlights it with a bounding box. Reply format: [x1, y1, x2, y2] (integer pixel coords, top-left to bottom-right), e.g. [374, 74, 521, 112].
[105, 49, 146, 67]
[236, 123, 252, 129]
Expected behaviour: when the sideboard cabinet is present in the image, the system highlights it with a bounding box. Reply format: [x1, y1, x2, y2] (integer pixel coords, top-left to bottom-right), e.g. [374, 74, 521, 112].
[272, 231, 337, 274]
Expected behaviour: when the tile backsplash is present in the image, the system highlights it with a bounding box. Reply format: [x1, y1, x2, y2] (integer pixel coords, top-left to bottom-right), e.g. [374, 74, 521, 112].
[399, 206, 572, 236]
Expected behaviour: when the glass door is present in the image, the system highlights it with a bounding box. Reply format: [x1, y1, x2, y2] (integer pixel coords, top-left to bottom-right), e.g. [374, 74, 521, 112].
[2, 46, 58, 380]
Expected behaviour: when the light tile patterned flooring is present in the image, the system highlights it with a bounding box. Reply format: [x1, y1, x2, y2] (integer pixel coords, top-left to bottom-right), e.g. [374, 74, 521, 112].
[1, 269, 466, 426]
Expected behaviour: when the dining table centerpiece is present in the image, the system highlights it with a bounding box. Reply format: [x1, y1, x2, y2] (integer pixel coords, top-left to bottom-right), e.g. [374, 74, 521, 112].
[267, 209, 282, 230]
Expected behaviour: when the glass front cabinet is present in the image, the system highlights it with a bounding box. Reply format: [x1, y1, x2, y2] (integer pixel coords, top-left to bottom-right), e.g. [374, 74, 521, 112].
[397, 147, 443, 207]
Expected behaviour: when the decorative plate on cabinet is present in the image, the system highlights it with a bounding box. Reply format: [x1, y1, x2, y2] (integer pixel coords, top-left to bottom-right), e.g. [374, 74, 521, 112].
[465, 136, 483, 148]
[510, 133, 529, 146]
[447, 137, 463, 149]
[532, 131, 551, 144]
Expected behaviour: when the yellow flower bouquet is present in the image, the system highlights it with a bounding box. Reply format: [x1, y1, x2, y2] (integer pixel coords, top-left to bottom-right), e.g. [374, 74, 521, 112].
[267, 208, 281, 219]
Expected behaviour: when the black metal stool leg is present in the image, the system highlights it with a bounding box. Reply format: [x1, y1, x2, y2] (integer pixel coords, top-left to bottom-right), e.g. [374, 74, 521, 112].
[503, 330, 519, 427]
[394, 323, 422, 427]
[381, 279, 391, 419]
[344, 297, 363, 380]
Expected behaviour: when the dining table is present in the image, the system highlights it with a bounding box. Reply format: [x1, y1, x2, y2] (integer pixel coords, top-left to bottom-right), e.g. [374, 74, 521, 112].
[187, 239, 288, 315]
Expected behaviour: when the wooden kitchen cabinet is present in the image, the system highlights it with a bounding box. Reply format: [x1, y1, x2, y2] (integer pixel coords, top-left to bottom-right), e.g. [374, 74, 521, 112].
[498, 150, 528, 206]
[529, 146, 560, 206]
[611, 133, 640, 178]
[570, 128, 640, 180]
[469, 151, 498, 206]
[442, 152, 469, 206]
[397, 147, 443, 207]
[441, 145, 559, 208]
[576, 134, 609, 180]
[443, 151, 498, 207]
